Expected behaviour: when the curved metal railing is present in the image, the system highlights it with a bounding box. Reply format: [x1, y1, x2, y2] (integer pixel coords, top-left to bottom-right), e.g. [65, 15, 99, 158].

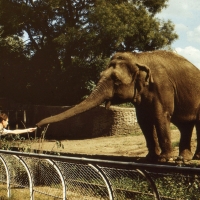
[0, 150, 199, 200]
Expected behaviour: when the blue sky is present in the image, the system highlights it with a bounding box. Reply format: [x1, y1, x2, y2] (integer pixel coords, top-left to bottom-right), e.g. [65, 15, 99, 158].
[157, 0, 200, 68]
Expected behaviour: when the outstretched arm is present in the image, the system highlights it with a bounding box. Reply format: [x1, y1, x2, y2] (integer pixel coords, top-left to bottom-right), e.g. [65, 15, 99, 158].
[3, 127, 37, 135]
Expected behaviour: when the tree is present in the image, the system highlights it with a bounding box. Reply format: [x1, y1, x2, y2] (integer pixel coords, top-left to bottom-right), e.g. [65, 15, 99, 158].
[0, 29, 29, 104]
[0, 0, 178, 105]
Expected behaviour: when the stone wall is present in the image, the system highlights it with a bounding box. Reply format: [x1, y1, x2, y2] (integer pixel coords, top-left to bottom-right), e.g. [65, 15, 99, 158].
[1, 103, 140, 140]
[107, 106, 138, 135]
[30, 105, 139, 139]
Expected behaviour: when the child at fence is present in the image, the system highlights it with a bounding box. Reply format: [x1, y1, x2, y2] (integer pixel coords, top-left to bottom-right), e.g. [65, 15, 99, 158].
[0, 113, 36, 135]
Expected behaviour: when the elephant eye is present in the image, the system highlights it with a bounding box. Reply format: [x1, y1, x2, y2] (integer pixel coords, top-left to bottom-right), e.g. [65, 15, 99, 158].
[109, 64, 115, 69]
[114, 81, 121, 86]
[112, 75, 121, 86]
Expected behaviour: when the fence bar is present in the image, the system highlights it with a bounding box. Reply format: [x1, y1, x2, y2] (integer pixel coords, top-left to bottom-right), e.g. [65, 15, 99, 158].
[136, 169, 161, 200]
[0, 155, 10, 198]
[13, 155, 34, 200]
[89, 164, 114, 200]
[0, 150, 200, 199]
[46, 159, 66, 200]
[0, 149, 200, 174]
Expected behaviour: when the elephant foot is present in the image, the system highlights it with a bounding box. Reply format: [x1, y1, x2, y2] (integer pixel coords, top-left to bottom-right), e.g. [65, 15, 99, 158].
[157, 152, 174, 162]
[145, 152, 174, 162]
[179, 149, 193, 161]
[193, 152, 200, 160]
[145, 152, 160, 162]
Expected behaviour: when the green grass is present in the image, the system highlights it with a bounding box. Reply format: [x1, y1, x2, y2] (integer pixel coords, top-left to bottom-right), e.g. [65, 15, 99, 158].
[0, 184, 61, 200]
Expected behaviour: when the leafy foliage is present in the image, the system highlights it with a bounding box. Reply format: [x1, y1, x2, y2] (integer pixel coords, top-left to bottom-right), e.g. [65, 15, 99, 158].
[0, 0, 178, 105]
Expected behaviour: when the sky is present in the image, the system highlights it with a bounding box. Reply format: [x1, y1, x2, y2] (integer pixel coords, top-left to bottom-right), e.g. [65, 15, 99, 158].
[156, 0, 200, 69]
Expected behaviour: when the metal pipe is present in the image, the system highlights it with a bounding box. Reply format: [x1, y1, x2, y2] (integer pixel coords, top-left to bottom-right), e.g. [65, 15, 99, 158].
[89, 164, 114, 200]
[46, 159, 66, 200]
[136, 169, 161, 200]
[0, 155, 10, 198]
[0, 150, 199, 174]
[13, 155, 34, 200]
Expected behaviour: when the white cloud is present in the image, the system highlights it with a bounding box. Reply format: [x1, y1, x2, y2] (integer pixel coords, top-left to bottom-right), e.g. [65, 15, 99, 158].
[159, 0, 200, 19]
[187, 26, 200, 44]
[175, 46, 200, 69]
[175, 24, 189, 32]
[156, 1, 200, 69]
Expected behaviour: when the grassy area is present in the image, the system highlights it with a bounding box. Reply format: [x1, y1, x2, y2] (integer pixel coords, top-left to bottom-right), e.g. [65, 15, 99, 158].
[1, 170, 200, 200]
[0, 184, 63, 200]
[1, 122, 200, 200]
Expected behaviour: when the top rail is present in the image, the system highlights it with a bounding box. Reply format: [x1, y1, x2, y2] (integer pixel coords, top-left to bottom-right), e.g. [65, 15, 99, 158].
[0, 149, 199, 174]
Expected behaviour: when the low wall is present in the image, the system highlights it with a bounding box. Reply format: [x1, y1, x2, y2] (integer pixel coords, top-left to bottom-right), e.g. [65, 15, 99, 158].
[1, 105, 139, 140]
[31, 105, 138, 139]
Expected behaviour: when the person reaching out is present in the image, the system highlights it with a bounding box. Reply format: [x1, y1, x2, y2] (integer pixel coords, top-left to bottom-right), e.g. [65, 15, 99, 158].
[0, 113, 36, 135]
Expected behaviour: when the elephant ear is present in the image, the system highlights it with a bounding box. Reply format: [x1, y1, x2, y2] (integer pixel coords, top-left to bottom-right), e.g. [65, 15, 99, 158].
[132, 63, 154, 104]
[136, 63, 154, 85]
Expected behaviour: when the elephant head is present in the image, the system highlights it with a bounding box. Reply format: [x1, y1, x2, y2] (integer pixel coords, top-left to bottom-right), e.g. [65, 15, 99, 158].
[36, 52, 154, 127]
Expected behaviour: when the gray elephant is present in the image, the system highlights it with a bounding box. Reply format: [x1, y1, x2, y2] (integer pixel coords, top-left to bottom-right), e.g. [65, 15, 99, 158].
[37, 50, 200, 161]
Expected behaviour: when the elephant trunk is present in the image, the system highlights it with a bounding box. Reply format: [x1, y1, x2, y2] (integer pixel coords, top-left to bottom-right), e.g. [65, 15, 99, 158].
[36, 77, 113, 127]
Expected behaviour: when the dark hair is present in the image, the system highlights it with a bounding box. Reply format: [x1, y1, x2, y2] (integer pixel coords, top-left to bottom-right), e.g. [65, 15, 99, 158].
[0, 113, 8, 123]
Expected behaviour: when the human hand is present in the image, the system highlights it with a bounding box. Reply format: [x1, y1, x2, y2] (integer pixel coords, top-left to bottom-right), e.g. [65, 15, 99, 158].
[27, 127, 37, 132]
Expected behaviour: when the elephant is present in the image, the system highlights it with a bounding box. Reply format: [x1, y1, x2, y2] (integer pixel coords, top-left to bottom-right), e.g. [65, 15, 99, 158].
[36, 50, 200, 162]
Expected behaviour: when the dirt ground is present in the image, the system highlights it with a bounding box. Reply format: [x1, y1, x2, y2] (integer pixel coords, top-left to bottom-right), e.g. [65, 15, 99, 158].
[28, 129, 198, 163]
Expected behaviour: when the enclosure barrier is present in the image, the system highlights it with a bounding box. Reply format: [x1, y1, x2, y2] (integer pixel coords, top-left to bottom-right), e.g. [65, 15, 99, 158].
[0, 150, 200, 200]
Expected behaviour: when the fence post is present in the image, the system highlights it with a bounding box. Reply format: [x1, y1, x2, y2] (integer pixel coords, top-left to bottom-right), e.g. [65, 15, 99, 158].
[46, 159, 67, 200]
[136, 169, 160, 200]
[13, 155, 34, 200]
[0, 155, 10, 198]
[88, 164, 114, 200]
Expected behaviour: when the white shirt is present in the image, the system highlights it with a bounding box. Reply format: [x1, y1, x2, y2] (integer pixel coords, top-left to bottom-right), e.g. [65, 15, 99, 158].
[0, 128, 12, 135]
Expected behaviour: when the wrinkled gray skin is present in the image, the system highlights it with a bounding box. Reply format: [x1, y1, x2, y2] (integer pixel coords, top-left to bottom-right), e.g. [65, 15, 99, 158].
[37, 50, 200, 162]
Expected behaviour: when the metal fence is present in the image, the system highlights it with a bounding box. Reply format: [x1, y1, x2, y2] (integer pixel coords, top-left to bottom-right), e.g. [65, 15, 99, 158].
[0, 150, 200, 200]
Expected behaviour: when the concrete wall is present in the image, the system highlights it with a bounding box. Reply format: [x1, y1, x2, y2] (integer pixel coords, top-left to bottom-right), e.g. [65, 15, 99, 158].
[30, 105, 139, 139]
[1, 102, 140, 139]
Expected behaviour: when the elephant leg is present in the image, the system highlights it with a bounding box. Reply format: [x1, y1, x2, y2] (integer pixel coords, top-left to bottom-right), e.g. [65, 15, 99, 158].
[155, 121, 172, 161]
[177, 122, 194, 161]
[193, 122, 200, 159]
[153, 107, 173, 161]
[136, 111, 161, 160]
